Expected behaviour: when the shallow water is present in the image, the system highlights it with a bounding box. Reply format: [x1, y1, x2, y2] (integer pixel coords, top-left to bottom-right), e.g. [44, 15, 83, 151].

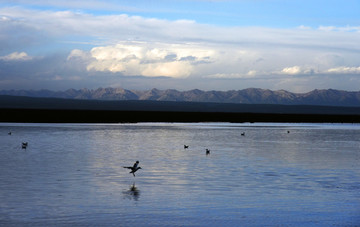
[0, 122, 359, 226]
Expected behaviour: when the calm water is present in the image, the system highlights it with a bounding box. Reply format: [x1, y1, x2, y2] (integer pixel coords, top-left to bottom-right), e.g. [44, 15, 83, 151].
[0, 122, 359, 226]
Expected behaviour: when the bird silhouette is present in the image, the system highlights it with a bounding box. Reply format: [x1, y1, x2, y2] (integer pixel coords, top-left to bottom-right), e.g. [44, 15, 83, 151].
[206, 149, 210, 155]
[123, 161, 142, 177]
[22, 142, 28, 150]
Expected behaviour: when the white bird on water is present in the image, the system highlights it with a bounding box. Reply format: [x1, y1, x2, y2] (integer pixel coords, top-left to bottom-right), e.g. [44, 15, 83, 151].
[123, 161, 142, 177]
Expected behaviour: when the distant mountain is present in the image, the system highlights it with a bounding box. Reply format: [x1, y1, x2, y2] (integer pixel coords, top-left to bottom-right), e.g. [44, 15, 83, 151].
[1, 87, 360, 106]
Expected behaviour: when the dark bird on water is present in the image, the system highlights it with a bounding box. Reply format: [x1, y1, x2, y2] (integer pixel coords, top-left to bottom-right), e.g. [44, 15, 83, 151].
[184, 145, 189, 149]
[241, 132, 245, 136]
[22, 142, 28, 149]
[123, 161, 142, 177]
[206, 149, 210, 155]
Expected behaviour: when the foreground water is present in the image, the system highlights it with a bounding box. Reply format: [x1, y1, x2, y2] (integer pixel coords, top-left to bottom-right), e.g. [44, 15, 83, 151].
[0, 122, 359, 226]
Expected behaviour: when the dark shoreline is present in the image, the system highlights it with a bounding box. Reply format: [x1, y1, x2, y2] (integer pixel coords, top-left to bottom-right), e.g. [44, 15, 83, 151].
[1, 108, 359, 123]
[1, 96, 359, 123]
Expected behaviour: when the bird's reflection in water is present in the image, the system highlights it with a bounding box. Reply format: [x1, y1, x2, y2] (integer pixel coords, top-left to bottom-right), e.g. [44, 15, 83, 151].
[123, 183, 140, 201]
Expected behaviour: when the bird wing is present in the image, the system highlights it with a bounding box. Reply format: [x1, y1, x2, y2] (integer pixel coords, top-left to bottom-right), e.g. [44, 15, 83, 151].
[123, 166, 132, 169]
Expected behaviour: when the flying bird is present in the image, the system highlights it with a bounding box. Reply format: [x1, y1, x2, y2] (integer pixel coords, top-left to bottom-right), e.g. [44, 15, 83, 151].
[123, 161, 142, 177]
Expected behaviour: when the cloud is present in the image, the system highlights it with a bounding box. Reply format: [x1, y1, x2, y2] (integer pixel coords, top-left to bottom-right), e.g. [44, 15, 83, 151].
[72, 42, 215, 78]
[327, 66, 360, 74]
[318, 26, 360, 32]
[298, 25, 311, 30]
[2, 6, 360, 51]
[2, 6, 360, 92]
[205, 70, 257, 79]
[279, 65, 360, 76]
[0, 52, 32, 61]
[281, 66, 301, 75]
[279, 66, 316, 75]
[66, 36, 360, 85]
[67, 49, 92, 60]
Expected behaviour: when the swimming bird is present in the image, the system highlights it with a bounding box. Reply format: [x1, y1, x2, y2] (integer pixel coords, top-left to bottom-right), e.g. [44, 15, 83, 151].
[184, 145, 189, 149]
[8, 132, 11, 135]
[123, 161, 142, 177]
[206, 149, 210, 155]
[241, 132, 245, 136]
[22, 142, 28, 149]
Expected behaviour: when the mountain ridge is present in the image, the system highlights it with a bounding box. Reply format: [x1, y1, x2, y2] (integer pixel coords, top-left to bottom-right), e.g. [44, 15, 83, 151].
[1, 88, 360, 107]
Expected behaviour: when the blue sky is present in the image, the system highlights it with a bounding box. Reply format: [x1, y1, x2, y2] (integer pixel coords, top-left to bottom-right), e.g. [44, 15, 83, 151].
[0, 0, 360, 92]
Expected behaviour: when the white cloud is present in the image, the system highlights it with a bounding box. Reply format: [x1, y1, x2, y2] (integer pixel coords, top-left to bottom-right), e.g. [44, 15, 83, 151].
[247, 70, 257, 76]
[328, 66, 360, 74]
[318, 26, 337, 32]
[67, 49, 91, 60]
[318, 26, 360, 32]
[79, 42, 215, 78]
[67, 38, 360, 82]
[205, 71, 257, 79]
[281, 66, 301, 75]
[3, 6, 360, 50]
[298, 25, 311, 30]
[279, 66, 318, 75]
[0, 52, 32, 61]
[2, 6, 360, 91]
[141, 61, 192, 78]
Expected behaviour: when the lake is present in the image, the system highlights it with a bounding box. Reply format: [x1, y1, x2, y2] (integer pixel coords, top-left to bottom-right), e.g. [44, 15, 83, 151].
[0, 122, 359, 226]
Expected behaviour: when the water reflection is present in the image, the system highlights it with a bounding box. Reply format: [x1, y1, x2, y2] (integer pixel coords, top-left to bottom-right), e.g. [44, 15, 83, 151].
[1, 123, 360, 226]
[123, 183, 140, 201]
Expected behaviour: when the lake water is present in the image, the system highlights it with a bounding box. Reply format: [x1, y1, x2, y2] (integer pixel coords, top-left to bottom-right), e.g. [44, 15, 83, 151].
[0, 122, 359, 226]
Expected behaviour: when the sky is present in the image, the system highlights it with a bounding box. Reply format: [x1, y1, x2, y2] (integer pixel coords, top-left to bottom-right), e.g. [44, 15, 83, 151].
[0, 0, 360, 92]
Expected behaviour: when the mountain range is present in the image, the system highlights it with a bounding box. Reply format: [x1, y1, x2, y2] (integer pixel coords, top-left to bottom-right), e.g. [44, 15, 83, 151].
[1, 88, 360, 107]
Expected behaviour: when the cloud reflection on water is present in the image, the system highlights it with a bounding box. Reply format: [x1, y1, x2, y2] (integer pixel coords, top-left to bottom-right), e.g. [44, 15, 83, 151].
[1, 123, 360, 226]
